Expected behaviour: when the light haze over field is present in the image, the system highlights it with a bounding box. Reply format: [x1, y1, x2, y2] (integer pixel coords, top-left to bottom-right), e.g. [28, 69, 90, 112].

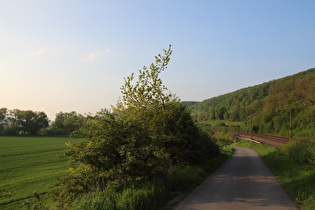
[1, 0, 315, 120]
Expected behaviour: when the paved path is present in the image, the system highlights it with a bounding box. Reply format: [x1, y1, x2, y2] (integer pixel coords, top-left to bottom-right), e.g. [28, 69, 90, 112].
[174, 146, 298, 210]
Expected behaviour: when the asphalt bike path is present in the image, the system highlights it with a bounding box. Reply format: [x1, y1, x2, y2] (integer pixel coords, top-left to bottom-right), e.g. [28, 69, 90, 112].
[174, 146, 298, 210]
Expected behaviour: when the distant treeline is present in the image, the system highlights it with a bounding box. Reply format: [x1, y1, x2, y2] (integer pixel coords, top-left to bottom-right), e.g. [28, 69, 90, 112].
[190, 68, 315, 141]
[0, 109, 84, 135]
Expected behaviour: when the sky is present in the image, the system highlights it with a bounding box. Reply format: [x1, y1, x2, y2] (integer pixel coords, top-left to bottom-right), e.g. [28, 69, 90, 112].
[1, 0, 315, 120]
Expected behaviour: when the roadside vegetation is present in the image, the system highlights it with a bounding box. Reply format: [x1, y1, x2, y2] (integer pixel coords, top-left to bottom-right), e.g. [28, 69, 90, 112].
[233, 139, 315, 210]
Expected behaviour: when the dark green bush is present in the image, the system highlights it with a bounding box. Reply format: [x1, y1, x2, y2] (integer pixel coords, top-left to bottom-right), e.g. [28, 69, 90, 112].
[281, 141, 315, 166]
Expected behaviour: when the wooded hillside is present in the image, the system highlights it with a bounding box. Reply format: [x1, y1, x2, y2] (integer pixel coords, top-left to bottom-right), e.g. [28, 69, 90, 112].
[190, 68, 315, 141]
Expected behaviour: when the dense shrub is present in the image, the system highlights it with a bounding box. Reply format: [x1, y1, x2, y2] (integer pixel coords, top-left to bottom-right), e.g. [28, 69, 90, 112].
[280, 141, 315, 166]
[51, 46, 219, 206]
[69, 148, 233, 210]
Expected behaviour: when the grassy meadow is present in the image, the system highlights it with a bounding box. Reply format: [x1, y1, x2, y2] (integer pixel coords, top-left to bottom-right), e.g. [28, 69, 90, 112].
[0, 135, 233, 209]
[0, 136, 81, 209]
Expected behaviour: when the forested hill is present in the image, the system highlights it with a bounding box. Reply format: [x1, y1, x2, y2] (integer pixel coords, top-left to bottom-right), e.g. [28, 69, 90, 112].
[190, 68, 315, 141]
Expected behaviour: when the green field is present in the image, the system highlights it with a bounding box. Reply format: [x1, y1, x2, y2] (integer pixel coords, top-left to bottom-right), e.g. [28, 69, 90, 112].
[0, 136, 82, 209]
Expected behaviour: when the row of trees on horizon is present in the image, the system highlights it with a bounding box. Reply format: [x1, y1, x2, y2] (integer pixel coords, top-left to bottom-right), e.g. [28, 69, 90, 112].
[0, 108, 83, 135]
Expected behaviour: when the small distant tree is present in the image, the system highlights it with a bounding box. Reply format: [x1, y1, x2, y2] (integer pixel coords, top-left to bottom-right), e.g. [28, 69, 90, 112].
[50, 111, 84, 135]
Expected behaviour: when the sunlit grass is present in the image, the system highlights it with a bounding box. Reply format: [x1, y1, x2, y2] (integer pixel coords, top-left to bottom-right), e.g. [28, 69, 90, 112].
[0, 136, 81, 209]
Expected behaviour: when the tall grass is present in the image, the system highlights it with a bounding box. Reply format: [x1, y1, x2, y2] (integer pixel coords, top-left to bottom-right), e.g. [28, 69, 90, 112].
[233, 140, 315, 210]
[73, 183, 167, 210]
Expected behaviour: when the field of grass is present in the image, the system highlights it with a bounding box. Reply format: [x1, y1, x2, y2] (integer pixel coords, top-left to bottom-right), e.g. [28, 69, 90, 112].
[0, 136, 81, 209]
[0, 136, 233, 209]
[233, 140, 315, 210]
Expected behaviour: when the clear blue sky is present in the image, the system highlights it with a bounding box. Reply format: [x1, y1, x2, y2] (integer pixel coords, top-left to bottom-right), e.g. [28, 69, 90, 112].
[1, 0, 314, 120]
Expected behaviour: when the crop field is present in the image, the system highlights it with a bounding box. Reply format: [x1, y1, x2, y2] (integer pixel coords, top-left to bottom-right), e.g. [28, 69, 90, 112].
[0, 136, 82, 209]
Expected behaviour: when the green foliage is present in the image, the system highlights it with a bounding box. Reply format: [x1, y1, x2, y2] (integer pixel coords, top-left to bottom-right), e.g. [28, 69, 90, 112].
[71, 147, 233, 210]
[280, 141, 315, 166]
[0, 108, 7, 134]
[192, 68, 315, 141]
[0, 108, 7, 122]
[48, 111, 84, 135]
[0, 108, 86, 136]
[57, 111, 167, 194]
[0, 108, 49, 135]
[15, 110, 49, 135]
[113, 46, 213, 165]
[116, 45, 174, 111]
[52, 46, 219, 206]
[72, 183, 167, 210]
[167, 166, 204, 191]
[0, 135, 226, 209]
[191, 81, 272, 123]
[292, 105, 315, 139]
[114, 45, 219, 165]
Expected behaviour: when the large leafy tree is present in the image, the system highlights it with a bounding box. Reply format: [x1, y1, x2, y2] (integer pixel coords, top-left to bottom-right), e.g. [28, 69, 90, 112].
[56, 46, 218, 201]
[15, 110, 49, 135]
[114, 46, 214, 164]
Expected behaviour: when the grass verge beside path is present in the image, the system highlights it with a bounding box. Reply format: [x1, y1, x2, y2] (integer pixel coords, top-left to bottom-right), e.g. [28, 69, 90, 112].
[233, 140, 315, 210]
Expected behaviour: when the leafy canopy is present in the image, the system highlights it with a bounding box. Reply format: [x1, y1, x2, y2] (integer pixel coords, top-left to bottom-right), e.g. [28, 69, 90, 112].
[116, 45, 175, 112]
[54, 46, 218, 203]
